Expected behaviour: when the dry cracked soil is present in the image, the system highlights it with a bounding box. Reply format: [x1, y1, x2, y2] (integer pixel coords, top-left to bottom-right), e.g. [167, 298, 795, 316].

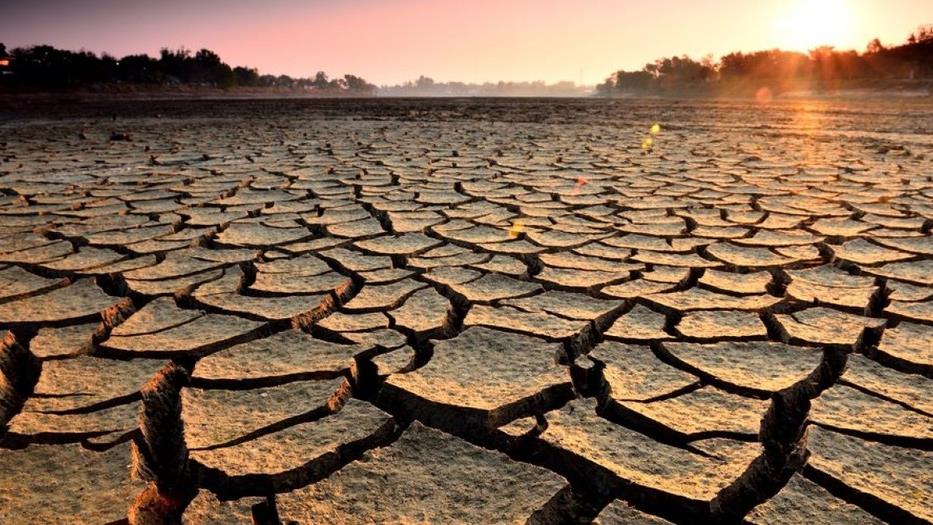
[0, 97, 931, 524]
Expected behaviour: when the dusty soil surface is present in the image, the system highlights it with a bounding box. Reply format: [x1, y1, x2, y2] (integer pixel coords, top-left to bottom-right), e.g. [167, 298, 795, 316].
[0, 97, 931, 524]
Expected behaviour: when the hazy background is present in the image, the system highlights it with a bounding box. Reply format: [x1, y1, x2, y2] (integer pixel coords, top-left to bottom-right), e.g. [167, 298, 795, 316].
[2, 0, 931, 84]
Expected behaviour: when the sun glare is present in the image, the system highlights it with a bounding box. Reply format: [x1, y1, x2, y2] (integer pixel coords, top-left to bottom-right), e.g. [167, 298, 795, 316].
[775, 0, 853, 51]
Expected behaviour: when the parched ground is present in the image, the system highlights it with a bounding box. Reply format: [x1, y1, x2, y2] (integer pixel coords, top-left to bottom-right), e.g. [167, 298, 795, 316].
[0, 97, 931, 524]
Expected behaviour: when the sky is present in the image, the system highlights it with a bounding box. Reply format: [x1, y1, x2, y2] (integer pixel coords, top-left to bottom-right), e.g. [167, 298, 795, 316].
[1, 0, 931, 85]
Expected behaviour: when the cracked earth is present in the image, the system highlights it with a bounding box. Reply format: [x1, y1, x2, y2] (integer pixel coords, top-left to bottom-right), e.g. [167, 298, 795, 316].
[0, 98, 931, 524]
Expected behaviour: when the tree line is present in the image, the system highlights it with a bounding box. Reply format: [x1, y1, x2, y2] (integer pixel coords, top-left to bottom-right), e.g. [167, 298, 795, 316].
[597, 26, 933, 95]
[0, 43, 376, 94]
[380, 76, 591, 97]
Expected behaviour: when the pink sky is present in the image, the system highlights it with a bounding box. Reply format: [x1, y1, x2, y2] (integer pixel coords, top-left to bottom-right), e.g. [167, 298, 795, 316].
[2, 0, 931, 84]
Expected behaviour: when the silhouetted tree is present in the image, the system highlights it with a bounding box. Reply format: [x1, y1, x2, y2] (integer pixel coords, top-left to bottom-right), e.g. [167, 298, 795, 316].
[616, 70, 655, 91]
[189, 48, 233, 86]
[910, 25, 933, 43]
[158, 48, 191, 83]
[232, 66, 259, 86]
[118, 54, 160, 83]
[311, 71, 329, 89]
[344, 74, 376, 93]
[275, 74, 295, 88]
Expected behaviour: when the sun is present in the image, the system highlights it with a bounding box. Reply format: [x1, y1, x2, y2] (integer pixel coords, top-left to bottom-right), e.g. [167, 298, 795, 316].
[775, 0, 853, 51]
